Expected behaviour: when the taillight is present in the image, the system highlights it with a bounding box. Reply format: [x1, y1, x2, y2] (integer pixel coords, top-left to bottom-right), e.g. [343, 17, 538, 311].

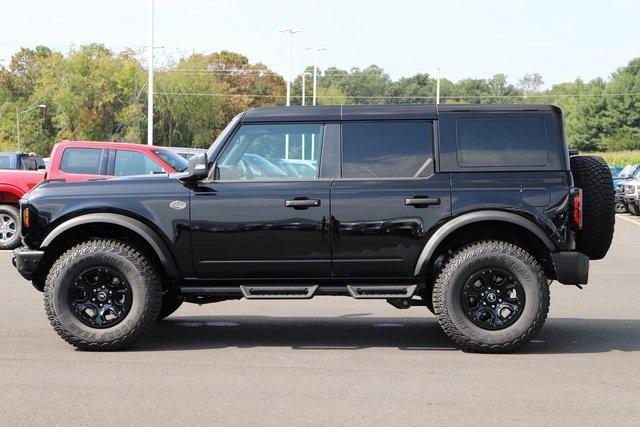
[571, 188, 583, 230]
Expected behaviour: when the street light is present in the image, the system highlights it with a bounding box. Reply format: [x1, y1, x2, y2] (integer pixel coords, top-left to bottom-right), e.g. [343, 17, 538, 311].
[305, 47, 327, 106]
[280, 29, 301, 106]
[16, 104, 46, 152]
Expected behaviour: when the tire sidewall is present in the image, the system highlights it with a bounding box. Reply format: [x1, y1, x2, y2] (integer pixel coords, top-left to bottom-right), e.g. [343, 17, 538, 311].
[0, 205, 21, 250]
[49, 248, 155, 343]
[440, 249, 546, 346]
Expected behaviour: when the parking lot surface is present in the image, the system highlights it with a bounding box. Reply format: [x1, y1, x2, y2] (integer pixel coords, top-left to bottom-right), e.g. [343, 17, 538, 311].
[1, 216, 639, 425]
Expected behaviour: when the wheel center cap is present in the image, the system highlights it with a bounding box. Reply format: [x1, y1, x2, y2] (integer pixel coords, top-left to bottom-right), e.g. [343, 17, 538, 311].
[486, 292, 497, 303]
[97, 291, 108, 302]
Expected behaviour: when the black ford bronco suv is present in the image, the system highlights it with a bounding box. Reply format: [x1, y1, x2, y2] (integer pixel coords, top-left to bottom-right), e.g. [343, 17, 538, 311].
[13, 104, 615, 352]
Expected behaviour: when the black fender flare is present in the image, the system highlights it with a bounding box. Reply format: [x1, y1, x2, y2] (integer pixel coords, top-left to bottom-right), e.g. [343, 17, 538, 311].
[414, 210, 556, 276]
[41, 213, 179, 277]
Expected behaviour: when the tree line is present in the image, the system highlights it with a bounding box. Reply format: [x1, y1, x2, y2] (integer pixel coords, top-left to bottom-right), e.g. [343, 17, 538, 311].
[0, 44, 638, 154]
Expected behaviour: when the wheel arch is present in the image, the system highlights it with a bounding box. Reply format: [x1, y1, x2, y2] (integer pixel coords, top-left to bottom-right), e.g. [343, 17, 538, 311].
[415, 210, 556, 277]
[41, 213, 179, 278]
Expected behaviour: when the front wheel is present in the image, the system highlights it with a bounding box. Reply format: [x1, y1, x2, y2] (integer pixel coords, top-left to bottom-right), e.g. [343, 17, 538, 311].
[433, 241, 549, 353]
[615, 201, 628, 214]
[44, 239, 163, 350]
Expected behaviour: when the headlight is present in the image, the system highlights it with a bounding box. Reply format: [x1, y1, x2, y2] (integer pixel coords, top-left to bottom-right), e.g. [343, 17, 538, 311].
[616, 184, 624, 193]
[625, 185, 636, 194]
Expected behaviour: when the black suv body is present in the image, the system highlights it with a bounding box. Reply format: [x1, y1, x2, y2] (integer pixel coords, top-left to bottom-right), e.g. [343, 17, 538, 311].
[12, 104, 615, 352]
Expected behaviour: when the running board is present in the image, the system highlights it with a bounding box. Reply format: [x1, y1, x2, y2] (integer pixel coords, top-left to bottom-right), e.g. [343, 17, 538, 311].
[347, 284, 417, 299]
[239, 285, 318, 299]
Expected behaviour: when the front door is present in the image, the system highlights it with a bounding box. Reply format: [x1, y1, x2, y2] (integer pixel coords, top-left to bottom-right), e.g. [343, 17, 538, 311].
[190, 122, 332, 278]
[331, 121, 451, 277]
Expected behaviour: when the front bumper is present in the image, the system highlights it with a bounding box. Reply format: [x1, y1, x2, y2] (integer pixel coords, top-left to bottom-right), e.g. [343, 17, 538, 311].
[12, 246, 44, 281]
[551, 251, 589, 285]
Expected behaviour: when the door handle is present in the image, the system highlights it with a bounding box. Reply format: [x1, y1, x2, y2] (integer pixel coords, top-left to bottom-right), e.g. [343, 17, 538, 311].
[285, 199, 321, 208]
[405, 196, 440, 207]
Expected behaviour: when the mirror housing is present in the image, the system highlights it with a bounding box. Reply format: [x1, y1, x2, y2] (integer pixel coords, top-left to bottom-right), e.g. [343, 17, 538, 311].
[178, 153, 209, 182]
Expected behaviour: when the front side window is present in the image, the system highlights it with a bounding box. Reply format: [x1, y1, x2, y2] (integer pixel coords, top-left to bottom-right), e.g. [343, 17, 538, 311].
[342, 121, 433, 178]
[456, 117, 549, 167]
[114, 150, 164, 176]
[216, 123, 323, 181]
[60, 148, 104, 174]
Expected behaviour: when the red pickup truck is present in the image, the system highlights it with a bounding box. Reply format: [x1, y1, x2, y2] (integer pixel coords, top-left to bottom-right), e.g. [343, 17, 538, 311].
[0, 140, 188, 249]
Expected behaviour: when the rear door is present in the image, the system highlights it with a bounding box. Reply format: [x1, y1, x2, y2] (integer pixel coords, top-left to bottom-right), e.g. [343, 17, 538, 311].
[331, 120, 451, 277]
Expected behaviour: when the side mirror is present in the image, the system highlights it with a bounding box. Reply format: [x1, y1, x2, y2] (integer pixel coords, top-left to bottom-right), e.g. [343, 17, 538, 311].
[38, 164, 46, 170]
[179, 153, 209, 182]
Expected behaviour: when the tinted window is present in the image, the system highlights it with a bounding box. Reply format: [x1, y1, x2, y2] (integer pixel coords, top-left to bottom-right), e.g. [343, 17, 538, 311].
[0, 155, 12, 169]
[60, 148, 104, 174]
[342, 121, 433, 178]
[456, 117, 548, 167]
[216, 123, 323, 180]
[114, 150, 164, 176]
[19, 155, 38, 171]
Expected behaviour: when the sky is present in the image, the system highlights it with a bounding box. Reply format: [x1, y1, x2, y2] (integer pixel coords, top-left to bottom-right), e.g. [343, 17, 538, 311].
[1, 0, 639, 88]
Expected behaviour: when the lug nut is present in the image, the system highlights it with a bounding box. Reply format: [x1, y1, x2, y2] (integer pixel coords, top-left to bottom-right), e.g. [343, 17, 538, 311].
[108, 300, 112, 303]
[498, 299, 502, 303]
[491, 305, 496, 308]
[92, 298, 95, 301]
[482, 302, 487, 306]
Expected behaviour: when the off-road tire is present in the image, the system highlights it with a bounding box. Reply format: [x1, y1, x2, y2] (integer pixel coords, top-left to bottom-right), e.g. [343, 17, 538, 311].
[44, 239, 162, 351]
[158, 288, 184, 320]
[0, 205, 21, 250]
[570, 156, 615, 260]
[433, 241, 550, 353]
[628, 203, 640, 216]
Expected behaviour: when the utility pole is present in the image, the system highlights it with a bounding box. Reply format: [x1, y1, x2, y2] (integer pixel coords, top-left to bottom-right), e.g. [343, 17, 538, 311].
[280, 29, 301, 106]
[147, 0, 154, 145]
[435, 67, 441, 105]
[16, 104, 46, 152]
[306, 47, 327, 106]
[301, 71, 311, 106]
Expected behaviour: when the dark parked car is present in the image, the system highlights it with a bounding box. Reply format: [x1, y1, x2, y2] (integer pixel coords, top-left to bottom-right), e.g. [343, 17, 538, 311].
[13, 104, 615, 353]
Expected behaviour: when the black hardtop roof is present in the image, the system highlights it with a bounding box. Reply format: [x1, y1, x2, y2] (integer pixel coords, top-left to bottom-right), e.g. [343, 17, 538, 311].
[242, 104, 558, 122]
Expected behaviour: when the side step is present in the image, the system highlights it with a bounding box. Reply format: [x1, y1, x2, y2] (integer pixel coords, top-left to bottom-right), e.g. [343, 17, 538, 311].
[347, 284, 417, 299]
[239, 285, 318, 299]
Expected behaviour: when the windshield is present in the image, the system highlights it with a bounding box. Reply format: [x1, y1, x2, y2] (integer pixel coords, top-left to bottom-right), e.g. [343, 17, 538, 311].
[618, 164, 638, 178]
[208, 114, 242, 158]
[154, 149, 189, 172]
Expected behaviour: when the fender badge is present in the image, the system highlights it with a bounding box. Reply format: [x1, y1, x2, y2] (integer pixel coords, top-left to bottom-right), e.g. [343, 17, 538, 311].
[169, 200, 187, 210]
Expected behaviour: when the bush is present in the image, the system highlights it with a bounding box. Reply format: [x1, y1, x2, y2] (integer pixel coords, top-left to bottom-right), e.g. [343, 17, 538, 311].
[584, 151, 640, 167]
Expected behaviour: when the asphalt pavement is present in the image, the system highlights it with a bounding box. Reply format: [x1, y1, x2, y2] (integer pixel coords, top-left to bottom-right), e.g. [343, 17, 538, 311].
[1, 216, 639, 425]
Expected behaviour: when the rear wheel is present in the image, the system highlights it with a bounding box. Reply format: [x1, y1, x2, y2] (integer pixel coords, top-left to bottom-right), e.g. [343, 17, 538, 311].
[0, 205, 20, 250]
[433, 241, 549, 353]
[570, 156, 615, 260]
[44, 239, 162, 350]
[629, 203, 640, 216]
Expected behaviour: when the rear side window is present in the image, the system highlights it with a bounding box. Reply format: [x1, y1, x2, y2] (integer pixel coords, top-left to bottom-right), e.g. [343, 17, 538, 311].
[114, 150, 164, 176]
[60, 148, 104, 174]
[456, 118, 548, 167]
[0, 155, 12, 169]
[342, 121, 433, 178]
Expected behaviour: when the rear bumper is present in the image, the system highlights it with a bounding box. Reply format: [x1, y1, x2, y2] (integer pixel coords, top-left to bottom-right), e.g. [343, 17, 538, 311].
[551, 251, 589, 285]
[12, 246, 44, 281]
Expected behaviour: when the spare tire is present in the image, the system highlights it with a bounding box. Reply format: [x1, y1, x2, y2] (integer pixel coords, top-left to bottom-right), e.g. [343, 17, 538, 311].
[570, 155, 615, 260]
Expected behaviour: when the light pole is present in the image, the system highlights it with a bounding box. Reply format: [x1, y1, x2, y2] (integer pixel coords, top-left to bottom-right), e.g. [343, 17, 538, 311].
[306, 47, 326, 106]
[280, 29, 301, 106]
[147, 0, 154, 145]
[16, 104, 46, 152]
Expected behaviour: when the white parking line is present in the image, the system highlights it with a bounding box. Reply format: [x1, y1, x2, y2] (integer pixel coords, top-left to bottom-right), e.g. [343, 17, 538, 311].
[616, 214, 640, 226]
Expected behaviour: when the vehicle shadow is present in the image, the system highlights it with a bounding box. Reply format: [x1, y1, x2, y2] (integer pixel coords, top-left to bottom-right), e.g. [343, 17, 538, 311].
[135, 315, 640, 354]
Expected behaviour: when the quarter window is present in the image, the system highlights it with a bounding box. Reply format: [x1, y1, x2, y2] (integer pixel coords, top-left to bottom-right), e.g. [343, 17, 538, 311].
[216, 123, 323, 180]
[342, 121, 433, 178]
[60, 148, 104, 175]
[456, 117, 548, 167]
